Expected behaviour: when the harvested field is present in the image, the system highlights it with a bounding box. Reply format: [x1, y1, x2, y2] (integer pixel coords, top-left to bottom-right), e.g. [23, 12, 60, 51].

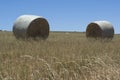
[0, 31, 120, 80]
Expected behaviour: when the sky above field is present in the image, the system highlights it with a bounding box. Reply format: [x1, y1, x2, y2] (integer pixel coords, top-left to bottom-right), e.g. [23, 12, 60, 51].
[0, 0, 120, 33]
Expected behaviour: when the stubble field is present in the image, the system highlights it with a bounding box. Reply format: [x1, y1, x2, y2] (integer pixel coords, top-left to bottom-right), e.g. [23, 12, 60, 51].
[0, 31, 120, 80]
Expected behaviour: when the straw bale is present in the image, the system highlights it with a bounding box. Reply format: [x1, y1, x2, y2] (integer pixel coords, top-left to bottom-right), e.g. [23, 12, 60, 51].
[13, 15, 49, 40]
[86, 21, 114, 39]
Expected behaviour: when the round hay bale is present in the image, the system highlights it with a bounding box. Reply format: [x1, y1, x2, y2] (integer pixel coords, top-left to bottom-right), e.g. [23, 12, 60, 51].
[86, 21, 114, 39]
[13, 15, 50, 39]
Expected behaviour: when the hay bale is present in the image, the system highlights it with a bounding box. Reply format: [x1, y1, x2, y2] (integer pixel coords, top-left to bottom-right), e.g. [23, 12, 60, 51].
[13, 15, 50, 39]
[86, 21, 114, 39]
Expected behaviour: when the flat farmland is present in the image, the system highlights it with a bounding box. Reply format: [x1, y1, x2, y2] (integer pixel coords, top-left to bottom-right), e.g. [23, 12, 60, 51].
[0, 31, 120, 80]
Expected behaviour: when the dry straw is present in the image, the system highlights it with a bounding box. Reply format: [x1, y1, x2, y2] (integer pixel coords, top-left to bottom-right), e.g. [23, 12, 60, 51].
[13, 15, 50, 40]
[86, 21, 114, 39]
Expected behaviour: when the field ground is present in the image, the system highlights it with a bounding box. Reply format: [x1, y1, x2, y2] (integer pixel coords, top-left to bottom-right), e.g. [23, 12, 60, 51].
[0, 31, 120, 80]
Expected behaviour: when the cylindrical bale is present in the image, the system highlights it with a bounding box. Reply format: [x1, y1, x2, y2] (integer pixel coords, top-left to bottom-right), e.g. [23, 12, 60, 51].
[13, 15, 50, 39]
[86, 21, 114, 39]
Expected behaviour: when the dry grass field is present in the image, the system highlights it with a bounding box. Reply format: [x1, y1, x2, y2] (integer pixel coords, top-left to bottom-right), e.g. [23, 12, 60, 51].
[0, 31, 120, 80]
